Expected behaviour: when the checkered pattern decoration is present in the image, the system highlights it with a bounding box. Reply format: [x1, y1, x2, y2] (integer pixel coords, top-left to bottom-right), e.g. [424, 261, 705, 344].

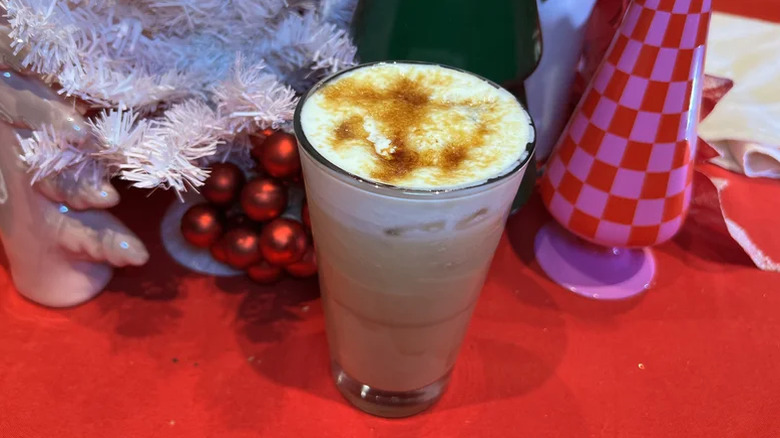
[540, 0, 712, 248]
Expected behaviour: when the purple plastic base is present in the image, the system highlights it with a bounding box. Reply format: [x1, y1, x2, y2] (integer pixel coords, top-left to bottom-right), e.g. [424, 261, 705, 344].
[534, 222, 655, 300]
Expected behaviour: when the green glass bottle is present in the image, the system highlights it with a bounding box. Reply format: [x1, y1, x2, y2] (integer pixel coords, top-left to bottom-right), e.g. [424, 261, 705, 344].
[351, 0, 542, 211]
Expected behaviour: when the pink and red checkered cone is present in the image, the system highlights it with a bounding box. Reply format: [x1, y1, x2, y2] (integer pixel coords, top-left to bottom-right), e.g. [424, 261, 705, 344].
[540, 0, 712, 248]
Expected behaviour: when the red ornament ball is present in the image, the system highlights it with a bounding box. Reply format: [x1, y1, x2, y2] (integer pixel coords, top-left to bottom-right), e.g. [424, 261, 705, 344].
[209, 237, 229, 263]
[202, 162, 245, 206]
[250, 135, 266, 164]
[301, 201, 311, 229]
[222, 227, 262, 269]
[250, 128, 281, 162]
[285, 246, 317, 278]
[240, 178, 288, 221]
[247, 260, 284, 284]
[180, 204, 223, 248]
[260, 218, 308, 266]
[260, 132, 300, 178]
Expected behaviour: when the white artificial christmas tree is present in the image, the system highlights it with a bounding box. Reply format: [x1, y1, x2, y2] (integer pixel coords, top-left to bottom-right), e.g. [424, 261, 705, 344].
[2, 0, 357, 195]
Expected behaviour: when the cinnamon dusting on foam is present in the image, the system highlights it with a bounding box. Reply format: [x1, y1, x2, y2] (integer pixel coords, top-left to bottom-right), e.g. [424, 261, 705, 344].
[301, 63, 532, 188]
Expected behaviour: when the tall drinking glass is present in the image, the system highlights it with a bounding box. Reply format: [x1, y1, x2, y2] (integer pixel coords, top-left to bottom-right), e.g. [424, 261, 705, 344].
[293, 61, 535, 417]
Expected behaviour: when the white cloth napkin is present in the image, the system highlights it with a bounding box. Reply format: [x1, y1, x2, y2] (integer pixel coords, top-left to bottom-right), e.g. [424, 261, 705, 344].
[699, 13, 780, 178]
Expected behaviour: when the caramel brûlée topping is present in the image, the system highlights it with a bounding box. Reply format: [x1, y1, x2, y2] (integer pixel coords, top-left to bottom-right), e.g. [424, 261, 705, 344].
[301, 63, 532, 189]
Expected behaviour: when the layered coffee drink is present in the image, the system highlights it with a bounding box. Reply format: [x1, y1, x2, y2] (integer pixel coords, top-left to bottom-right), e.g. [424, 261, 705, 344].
[294, 62, 534, 417]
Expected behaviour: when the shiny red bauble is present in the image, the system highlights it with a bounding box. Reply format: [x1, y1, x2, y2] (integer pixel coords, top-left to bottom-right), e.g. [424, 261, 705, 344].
[209, 237, 229, 263]
[301, 201, 311, 229]
[180, 204, 223, 248]
[249, 135, 266, 163]
[222, 227, 262, 269]
[247, 260, 284, 284]
[240, 178, 288, 221]
[202, 162, 245, 206]
[285, 246, 317, 278]
[259, 218, 308, 266]
[259, 132, 300, 178]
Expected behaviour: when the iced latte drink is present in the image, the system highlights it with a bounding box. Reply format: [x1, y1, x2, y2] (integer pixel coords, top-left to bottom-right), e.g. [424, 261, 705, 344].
[294, 62, 535, 417]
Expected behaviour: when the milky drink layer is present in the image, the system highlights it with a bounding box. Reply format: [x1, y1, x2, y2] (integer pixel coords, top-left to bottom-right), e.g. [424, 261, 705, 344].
[299, 62, 533, 189]
[295, 62, 535, 408]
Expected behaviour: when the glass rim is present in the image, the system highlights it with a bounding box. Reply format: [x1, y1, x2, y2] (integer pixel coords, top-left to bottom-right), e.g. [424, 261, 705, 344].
[292, 60, 536, 197]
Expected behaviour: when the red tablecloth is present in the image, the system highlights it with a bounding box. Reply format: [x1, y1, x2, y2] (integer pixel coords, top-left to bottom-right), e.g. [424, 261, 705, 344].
[2, 2, 779, 437]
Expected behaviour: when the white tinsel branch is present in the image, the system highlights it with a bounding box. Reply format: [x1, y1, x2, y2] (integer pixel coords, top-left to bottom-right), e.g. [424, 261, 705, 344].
[320, 0, 359, 28]
[3, 0, 83, 74]
[310, 25, 357, 75]
[2, 0, 358, 195]
[213, 57, 297, 133]
[88, 108, 150, 163]
[231, 0, 295, 21]
[57, 62, 196, 109]
[17, 125, 94, 183]
[114, 100, 223, 193]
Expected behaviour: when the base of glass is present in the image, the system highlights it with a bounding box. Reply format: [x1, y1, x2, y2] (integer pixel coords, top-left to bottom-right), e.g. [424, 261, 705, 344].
[534, 222, 655, 300]
[331, 361, 451, 418]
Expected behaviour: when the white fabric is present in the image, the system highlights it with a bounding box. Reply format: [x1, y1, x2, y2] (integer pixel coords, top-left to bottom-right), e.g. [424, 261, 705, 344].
[699, 13, 780, 178]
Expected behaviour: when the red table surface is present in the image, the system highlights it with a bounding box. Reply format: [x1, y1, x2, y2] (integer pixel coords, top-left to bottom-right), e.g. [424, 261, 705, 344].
[2, 3, 779, 437]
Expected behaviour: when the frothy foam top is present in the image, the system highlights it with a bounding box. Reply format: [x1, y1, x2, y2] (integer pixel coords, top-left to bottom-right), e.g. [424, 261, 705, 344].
[299, 62, 533, 189]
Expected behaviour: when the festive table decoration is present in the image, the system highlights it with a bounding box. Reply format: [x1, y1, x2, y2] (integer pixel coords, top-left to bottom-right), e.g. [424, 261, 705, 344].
[536, 0, 713, 299]
[573, 3, 780, 273]
[220, 227, 263, 270]
[2, 1, 356, 195]
[201, 163, 246, 207]
[0, 66, 148, 307]
[285, 246, 318, 278]
[167, 130, 316, 284]
[179, 204, 224, 248]
[247, 259, 284, 284]
[0, 1, 356, 305]
[240, 178, 288, 221]
[256, 132, 302, 179]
